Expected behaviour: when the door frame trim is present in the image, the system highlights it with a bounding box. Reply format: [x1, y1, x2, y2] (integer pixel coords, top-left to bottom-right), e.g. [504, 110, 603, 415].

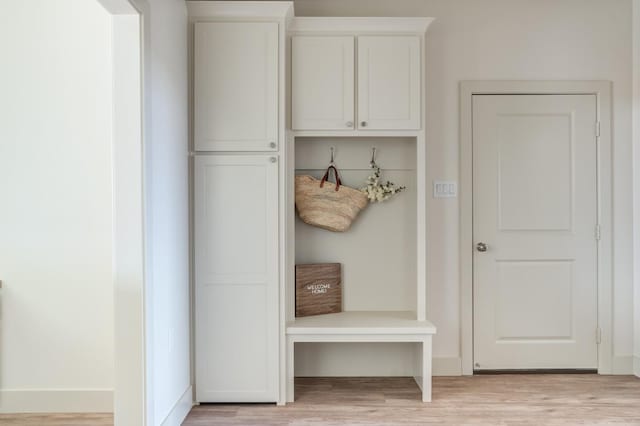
[459, 81, 613, 375]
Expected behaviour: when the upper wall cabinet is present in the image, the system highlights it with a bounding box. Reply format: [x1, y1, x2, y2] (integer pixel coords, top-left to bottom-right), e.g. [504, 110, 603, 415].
[291, 32, 424, 131]
[194, 22, 278, 151]
[292, 36, 355, 130]
[357, 36, 421, 130]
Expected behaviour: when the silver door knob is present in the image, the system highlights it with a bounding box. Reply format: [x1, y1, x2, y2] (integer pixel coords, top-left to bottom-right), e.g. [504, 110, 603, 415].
[476, 242, 488, 252]
[346, 121, 354, 128]
[269, 142, 277, 148]
[270, 157, 277, 163]
[360, 121, 368, 127]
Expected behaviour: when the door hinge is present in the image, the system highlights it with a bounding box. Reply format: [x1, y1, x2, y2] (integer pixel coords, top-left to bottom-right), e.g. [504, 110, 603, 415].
[596, 121, 601, 137]
[596, 327, 602, 345]
[595, 224, 601, 241]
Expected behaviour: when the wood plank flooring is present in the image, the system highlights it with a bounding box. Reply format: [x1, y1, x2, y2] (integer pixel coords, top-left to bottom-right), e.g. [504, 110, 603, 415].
[185, 375, 640, 425]
[0, 413, 113, 425]
[1, 375, 638, 425]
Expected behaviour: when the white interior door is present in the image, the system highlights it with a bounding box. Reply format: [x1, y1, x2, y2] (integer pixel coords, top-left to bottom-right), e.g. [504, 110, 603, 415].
[357, 36, 420, 130]
[291, 36, 355, 130]
[473, 94, 598, 370]
[194, 155, 279, 402]
[194, 22, 278, 151]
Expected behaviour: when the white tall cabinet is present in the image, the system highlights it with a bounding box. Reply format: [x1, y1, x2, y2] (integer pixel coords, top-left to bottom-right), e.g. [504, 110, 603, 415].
[189, 1, 292, 404]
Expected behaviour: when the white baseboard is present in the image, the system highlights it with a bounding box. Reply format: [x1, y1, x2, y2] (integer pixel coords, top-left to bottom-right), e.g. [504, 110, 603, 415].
[433, 357, 462, 376]
[634, 356, 640, 378]
[611, 355, 634, 374]
[160, 385, 193, 426]
[0, 389, 113, 413]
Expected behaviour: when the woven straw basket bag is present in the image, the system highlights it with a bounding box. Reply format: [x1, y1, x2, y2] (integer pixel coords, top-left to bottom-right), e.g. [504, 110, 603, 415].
[295, 165, 368, 232]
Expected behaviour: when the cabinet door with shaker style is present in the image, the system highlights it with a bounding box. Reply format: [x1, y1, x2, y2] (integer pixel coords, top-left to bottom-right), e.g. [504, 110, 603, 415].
[291, 36, 355, 130]
[357, 36, 421, 130]
[194, 155, 279, 402]
[194, 22, 278, 151]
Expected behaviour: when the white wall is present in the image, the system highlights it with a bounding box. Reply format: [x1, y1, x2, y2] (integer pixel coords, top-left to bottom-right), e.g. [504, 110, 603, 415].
[141, 0, 192, 424]
[296, 0, 634, 375]
[633, 0, 640, 378]
[0, 0, 114, 412]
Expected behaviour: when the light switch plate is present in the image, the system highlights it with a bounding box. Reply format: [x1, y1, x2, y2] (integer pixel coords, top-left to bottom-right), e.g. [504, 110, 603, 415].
[433, 180, 457, 198]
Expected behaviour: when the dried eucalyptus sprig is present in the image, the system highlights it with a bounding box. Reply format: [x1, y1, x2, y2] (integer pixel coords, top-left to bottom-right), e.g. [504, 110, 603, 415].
[361, 166, 405, 203]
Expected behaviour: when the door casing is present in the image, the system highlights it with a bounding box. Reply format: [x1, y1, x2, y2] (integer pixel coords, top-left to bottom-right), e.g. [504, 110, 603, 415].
[459, 81, 613, 375]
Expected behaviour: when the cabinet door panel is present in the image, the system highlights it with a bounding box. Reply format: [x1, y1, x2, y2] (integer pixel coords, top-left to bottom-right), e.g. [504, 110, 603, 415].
[357, 36, 421, 130]
[292, 36, 354, 130]
[194, 155, 279, 402]
[194, 22, 278, 151]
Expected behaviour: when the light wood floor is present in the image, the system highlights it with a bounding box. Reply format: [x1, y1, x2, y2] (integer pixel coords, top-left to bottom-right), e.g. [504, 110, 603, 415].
[1, 375, 638, 425]
[185, 375, 640, 425]
[0, 413, 113, 425]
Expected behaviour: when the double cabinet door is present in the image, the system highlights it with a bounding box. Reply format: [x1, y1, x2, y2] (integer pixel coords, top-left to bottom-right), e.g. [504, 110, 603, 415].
[292, 35, 421, 131]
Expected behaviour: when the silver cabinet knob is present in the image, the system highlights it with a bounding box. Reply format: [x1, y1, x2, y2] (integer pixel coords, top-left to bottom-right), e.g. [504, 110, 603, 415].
[269, 142, 277, 148]
[476, 242, 488, 252]
[360, 121, 368, 127]
[270, 157, 277, 163]
[346, 121, 354, 128]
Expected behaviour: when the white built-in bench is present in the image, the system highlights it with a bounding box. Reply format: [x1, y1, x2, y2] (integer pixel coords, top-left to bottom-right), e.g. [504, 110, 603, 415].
[286, 311, 437, 403]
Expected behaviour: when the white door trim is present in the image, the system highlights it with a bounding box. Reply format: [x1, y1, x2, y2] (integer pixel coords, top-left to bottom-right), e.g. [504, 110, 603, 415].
[459, 81, 613, 375]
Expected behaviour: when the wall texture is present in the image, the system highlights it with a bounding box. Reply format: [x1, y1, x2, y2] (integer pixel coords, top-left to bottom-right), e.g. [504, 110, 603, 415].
[0, 0, 114, 412]
[633, 0, 640, 378]
[295, 0, 634, 374]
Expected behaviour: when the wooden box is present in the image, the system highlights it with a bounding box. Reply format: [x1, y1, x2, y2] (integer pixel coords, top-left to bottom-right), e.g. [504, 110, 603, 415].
[295, 263, 342, 317]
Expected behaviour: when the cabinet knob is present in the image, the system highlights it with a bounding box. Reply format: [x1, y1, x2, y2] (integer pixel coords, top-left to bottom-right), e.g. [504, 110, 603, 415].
[270, 157, 277, 163]
[360, 121, 368, 127]
[269, 142, 277, 148]
[346, 121, 354, 128]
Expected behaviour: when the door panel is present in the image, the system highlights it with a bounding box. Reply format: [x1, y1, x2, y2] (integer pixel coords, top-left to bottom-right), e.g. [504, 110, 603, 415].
[194, 155, 279, 402]
[357, 36, 420, 130]
[194, 22, 278, 151]
[473, 94, 597, 370]
[292, 36, 355, 130]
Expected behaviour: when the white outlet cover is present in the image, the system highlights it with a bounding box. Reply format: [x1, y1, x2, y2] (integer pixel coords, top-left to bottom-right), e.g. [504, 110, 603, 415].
[433, 180, 457, 198]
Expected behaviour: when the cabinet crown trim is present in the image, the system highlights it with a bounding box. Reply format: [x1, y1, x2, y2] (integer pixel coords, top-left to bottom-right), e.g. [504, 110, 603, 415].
[289, 17, 434, 34]
[187, 1, 294, 19]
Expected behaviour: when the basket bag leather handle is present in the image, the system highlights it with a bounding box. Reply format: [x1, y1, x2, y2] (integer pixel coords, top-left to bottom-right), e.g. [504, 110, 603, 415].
[320, 165, 342, 191]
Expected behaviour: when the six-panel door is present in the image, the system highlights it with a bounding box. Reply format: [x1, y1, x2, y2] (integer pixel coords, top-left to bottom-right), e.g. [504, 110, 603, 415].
[194, 155, 279, 402]
[357, 36, 421, 130]
[194, 22, 278, 151]
[291, 36, 355, 130]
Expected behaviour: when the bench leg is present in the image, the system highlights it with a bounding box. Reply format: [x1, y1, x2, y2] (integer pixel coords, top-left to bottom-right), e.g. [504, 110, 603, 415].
[421, 336, 432, 402]
[286, 337, 295, 403]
